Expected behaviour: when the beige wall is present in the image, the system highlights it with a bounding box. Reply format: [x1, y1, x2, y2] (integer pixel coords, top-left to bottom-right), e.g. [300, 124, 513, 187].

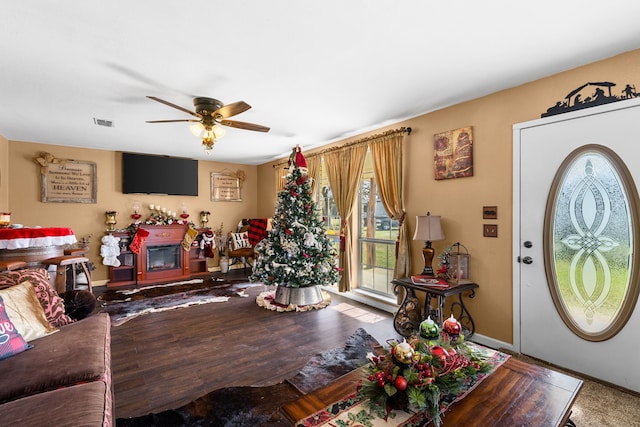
[6, 141, 258, 282]
[0, 134, 8, 211]
[257, 48, 640, 345]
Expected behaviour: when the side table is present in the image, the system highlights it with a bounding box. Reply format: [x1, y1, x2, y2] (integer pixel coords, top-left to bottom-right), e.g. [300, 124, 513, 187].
[391, 277, 478, 338]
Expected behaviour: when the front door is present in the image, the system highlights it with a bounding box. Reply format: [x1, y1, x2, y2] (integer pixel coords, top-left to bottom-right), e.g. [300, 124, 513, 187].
[514, 99, 640, 392]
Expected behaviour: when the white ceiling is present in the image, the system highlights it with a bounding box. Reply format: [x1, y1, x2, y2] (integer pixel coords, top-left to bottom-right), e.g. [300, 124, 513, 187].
[2, 1, 640, 165]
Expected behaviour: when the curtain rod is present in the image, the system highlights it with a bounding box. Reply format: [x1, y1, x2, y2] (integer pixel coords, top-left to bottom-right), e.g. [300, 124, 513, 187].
[272, 126, 411, 168]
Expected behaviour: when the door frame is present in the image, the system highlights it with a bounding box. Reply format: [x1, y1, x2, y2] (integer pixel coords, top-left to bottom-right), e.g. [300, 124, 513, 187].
[512, 97, 640, 354]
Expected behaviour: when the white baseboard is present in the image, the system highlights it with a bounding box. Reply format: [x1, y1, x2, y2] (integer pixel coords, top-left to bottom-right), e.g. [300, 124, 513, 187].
[469, 333, 514, 352]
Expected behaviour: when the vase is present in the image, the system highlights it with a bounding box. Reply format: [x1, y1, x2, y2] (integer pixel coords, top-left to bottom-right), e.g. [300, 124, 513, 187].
[219, 257, 229, 273]
[274, 285, 323, 305]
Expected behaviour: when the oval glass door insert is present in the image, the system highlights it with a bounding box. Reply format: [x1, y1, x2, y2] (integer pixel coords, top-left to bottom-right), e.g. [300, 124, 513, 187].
[544, 144, 640, 341]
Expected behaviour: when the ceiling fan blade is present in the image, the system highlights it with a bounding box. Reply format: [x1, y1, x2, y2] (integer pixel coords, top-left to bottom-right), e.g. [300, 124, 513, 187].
[146, 119, 200, 123]
[213, 101, 251, 119]
[147, 96, 201, 118]
[220, 119, 270, 132]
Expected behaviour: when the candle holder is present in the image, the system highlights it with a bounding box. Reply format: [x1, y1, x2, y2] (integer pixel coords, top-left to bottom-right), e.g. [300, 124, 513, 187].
[105, 211, 118, 231]
[200, 211, 210, 228]
[131, 201, 142, 220]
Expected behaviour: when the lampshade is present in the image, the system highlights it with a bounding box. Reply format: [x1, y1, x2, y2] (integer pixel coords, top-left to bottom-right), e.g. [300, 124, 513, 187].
[413, 213, 445, 242]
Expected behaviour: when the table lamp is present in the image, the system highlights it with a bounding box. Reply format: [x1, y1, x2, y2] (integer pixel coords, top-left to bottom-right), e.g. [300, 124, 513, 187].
[413, 212, 445, 276]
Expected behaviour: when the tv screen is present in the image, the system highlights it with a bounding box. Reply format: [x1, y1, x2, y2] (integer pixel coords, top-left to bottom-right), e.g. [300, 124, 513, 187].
[122, 153, 198, 196]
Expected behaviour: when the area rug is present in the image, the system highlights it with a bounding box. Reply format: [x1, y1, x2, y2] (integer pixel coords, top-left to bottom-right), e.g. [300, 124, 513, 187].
[256, 289, 332, 312]
[116, 328, 383, 427]
[99, 278, 261, 326]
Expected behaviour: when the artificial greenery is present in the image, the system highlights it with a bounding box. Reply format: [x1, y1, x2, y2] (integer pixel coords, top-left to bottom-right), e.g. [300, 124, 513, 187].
[358, 333, 492, 427]
[249, 150, 340, 288]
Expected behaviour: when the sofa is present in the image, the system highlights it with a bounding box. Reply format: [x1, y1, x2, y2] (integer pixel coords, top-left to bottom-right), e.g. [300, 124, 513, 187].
[0, 268, 113, 426]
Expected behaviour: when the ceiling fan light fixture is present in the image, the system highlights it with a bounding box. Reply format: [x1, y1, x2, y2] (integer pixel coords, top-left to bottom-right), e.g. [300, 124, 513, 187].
[190, 122, 205, 136]
[212, 123, 226, 138]
[202, 137, 215, 155]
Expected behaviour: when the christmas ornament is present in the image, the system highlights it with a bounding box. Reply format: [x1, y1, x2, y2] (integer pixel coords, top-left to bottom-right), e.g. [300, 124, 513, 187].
[443, 314, 462, 336]
[430, 345, 449, 365]
[419, 315, 440, 339]
[394, 375, 408, 391]
[393, 339, 415, 365]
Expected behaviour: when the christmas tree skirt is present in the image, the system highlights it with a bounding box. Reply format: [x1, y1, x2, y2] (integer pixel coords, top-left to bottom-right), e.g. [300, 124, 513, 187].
[257, 289, 331, 312]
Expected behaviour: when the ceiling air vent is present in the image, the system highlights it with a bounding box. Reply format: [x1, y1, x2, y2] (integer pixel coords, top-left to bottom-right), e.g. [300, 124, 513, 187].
[93, 118, 114, 128]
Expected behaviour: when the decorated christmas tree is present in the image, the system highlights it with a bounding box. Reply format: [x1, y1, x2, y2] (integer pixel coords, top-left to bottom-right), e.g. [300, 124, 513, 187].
[250, 146, 340, 288]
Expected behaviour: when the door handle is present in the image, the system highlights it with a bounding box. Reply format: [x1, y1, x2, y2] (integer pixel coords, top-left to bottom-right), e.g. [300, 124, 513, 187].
[522, 256, 533, 264]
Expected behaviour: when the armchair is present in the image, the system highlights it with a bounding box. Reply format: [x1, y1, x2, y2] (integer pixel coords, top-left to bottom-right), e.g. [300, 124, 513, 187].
[228, 218, 270, 271]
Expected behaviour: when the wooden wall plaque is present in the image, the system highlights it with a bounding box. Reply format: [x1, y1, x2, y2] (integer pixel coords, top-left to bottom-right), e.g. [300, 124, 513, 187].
[36, 153, 97, 203]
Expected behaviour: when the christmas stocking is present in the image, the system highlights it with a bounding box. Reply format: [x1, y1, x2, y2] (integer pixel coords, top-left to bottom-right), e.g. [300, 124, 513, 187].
[200, 230, 215, 258]
[129, 228, 149, 254]
[182, 226, 199, 251]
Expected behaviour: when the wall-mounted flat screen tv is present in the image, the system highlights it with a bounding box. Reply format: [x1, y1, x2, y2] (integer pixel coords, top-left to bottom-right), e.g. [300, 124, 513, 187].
[122, 152, 198, 196]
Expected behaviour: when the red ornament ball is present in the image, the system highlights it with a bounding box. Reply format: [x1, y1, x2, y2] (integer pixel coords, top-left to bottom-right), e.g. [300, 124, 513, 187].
[443, 314, 462, 335]
[394, 376, 408, 391]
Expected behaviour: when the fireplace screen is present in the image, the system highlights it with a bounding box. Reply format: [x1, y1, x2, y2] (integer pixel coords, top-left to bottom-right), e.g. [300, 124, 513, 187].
[147, 245, 181, 272]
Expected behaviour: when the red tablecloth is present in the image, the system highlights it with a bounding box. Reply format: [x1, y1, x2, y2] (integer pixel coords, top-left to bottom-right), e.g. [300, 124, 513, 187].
[0, 227, 77, 250]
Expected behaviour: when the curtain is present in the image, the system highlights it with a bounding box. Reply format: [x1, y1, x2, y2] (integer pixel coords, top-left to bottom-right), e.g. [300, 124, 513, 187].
[274, 163, 288, 196]
[324, 144, 368, 292]
[370, 132, 411, 302]
[305, 154, 322, 194]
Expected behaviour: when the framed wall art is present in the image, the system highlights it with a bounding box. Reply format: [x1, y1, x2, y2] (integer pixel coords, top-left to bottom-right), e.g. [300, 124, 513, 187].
[35, 152, 97, 203]
[434, 126, 473, 180]
[210, 171, 243, 202]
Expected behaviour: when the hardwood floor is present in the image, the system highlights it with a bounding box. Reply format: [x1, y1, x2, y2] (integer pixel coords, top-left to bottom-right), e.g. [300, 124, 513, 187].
[101, 271, 399, 419]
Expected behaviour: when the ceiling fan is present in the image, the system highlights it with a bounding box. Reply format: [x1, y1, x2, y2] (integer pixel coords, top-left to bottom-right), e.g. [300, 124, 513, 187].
[146, 96, 270, 154]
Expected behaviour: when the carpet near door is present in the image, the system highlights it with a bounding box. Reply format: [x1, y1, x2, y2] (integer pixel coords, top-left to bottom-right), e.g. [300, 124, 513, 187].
[116, 328, 383, 427]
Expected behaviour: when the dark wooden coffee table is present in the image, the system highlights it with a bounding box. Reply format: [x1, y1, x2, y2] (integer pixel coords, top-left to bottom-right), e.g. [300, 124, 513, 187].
[281, 356, 582, 426]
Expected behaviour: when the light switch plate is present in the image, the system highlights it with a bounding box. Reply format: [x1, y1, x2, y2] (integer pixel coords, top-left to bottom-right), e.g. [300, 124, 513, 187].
[484, 224, 498, 237]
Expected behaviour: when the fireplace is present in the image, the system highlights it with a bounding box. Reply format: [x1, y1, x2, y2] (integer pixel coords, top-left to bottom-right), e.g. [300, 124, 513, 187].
[135, 224, 192, 285]
[146, 245, 181, 272]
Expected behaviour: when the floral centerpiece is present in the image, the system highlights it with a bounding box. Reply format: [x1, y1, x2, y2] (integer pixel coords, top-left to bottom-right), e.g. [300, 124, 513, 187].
[358, 324, 492, 427]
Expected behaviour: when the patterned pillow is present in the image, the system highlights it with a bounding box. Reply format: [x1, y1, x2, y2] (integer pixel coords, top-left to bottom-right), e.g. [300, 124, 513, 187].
[0, 296, 31, 360]
[231, 232, 252, 250]
[0, 281, 58, 342]
[0, 268, 75, 327]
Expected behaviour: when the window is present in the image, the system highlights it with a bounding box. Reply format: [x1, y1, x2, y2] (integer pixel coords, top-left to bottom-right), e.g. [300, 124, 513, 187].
[545, 145, 640, 341]
[357, 150, 396, 297]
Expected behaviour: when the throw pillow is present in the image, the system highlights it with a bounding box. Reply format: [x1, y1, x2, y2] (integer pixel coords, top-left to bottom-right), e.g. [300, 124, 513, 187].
[0, 296, 31, 360]
[0, 281, 58, 342]
[231, 231, 252, 250]
[0, 268, 75, 327]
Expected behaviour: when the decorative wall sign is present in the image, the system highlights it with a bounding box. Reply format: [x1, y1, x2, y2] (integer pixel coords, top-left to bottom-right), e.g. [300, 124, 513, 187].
[542, 81, 640, 117]
[210, 171, 243, 202]
[34, 152, 97, 203]
[434, 126, 473, 180]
